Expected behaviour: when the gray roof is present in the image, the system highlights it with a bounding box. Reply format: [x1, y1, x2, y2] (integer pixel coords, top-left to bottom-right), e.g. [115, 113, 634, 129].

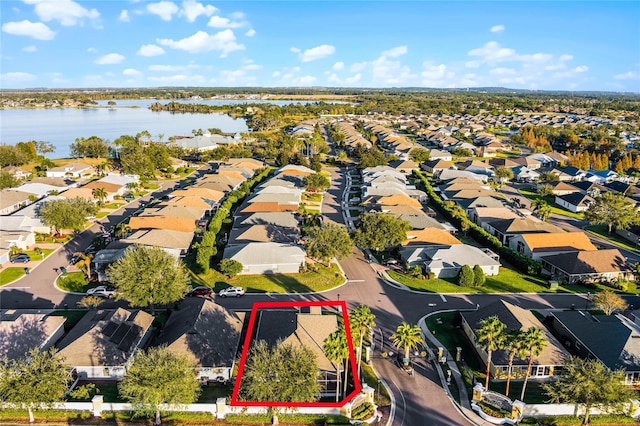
[238, 212, 299, 228]
[551, 311, 640, 371]
[224, 242, 306, 266]
[152, 298, 244, 368]
[423, 245, 500, 268]
[0, 311, 66, 360]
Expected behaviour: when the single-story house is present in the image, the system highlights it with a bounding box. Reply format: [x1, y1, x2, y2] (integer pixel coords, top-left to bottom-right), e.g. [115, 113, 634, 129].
[46, 162, 94, 178]
[121, 228, 195, 258]
[421, 159, 454, 174]
[420, 245, 500, 278]
[461, 300, 569, 380]
[152, 298, 244, 382]
[56, 308, 153, 379]
[547, 182, 580, 196]
[0, 311, 66, 360]
[555, 193, 595, 213]
[485, 217, 562, 246]
[253, 306, 339, 397]
[0, 190, 32, 215]
[585, 169, 619, 184]
[429, 149, 453, 161]
[552, 167, 585, 182]
[509, 231, 596, 261]
[540, 249, 632, 284]
[93, 246, 130, 281]
[223, 242, 306, 275]
[12, 183, 67, 198]
[228, 224, 299, 245]
[547, 311, 640, 385]
[129, 215, 197, 233]
[513, 166, 540, 183]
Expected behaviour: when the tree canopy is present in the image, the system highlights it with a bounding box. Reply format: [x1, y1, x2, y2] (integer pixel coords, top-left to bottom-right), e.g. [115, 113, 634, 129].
[353, 212, 410, 251]
[40, 197, 98, 234]
[305, 222, 353, 265]
[70, 136, 109, 158]
[107, 246, 190, 314]
[592, 290, 628, 315]
[238, 340, 321, 403]
[391, 322, 424, 366]
[218, 258, 243, 278]
[584, 192, 639, 234]
[542, 357, 634, 425]
[303, 173, 331, 192]
[118, 346, 200, 425]
[0, 348, 71, 423]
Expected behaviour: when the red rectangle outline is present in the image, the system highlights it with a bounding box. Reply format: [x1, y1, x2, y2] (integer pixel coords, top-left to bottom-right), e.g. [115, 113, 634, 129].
[230, 300, 361, 407]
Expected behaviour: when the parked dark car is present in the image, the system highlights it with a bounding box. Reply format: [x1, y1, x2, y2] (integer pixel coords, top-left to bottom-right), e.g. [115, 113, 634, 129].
[10, 254, 31, 263]
[187, 286, 213, 297]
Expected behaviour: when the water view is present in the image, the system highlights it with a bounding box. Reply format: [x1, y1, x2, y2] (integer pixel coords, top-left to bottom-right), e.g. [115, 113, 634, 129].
[1, 98, 314, 158]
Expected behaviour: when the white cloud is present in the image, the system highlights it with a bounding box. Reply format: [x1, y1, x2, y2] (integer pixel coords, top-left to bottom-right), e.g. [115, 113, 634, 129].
[242, 60, 262, 71]
[272, 71, 281, 78]
[290, 47, 301, 53]
[333, 61, 344, 71]
[147, 1, 179, 21]
[87, 47, 97, 53]
[614, 71, 638, 80]
[245, 29, 256, 37]
[381, 46, 407, 58]
[490, 24, 505, 33]
[293, 75, 317, 85]
[572, 65, 588, 73]
[94, 53, 125, 64]
[2, 20, 55, 40]
[137, 44, 165, 57]
[22, 45, 37, 52]
[300, 44, 335, 62]
[468, 41, 517, 65]
[207, 15, 243, 29]
[148, 74, 206, 84]
[421, 62, 455, 87]
[149, 64, 183, 72]
[123, 68, 143, 77]
[179, 0, 217, 22]
[23, 0, 99, 26]
[490, 67, 517, 76]
[157, 29, 244, 56]
[344, 73, 361, 85]
[1, 71, 37, 86]
[119, 10, 130, 22]
[351, 62, 367, 72]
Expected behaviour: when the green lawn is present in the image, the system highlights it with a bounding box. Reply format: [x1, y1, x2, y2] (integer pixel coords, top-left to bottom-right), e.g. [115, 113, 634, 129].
[0, 268, 26, 286]
[198, 383, 234, 403]
[95, 211, 110, 219]
[388, 268, 549, 294]
[57, 271, 88, 292]
[302, 192, 323, 202]
[21, 248, 54, 260]
[517, 188, 584, 219]
[103, 202, 124, 209]
[584, 225, 640, 253]
[190, 263, 344, 294]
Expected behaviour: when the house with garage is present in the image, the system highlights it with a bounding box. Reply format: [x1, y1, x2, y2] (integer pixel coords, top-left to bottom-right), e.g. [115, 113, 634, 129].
[509, 231, 596, 261]
[421, 159, 454, 174]
[461, 300, 569, 380]
[223, 242, 306, 275]
[547, 310, 640, 385]
[415, 245, 500, 278]
[46, 162, 94, 179]
[253, 305, 340, 397]
[121, 228, 195, 258]
[540, 249, 632, 284]
[152, 298, 244, 383]
[56, 308, 153, 379]
[555, 192, 595, 213]
[484, 216, 562, 246]
[0, 190, 33, 215]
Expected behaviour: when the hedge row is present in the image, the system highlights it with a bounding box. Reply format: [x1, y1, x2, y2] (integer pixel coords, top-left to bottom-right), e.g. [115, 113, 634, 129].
[413, 171, 542, 276]
[195, 167, 273, 273]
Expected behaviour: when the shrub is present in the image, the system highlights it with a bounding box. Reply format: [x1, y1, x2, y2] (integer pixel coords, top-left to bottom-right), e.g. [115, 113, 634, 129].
[473, 265, 486, 287]
[351, 403, 375, 421]
[458, 265, 474, 287]
[219, 259, 243, 278]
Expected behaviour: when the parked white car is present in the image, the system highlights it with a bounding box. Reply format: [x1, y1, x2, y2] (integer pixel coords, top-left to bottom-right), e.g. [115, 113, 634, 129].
[218, 286, 245, 298]
[86, 285, 116, 298]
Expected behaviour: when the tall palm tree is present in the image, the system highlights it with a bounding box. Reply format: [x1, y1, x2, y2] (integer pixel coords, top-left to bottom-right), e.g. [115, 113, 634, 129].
[73, 252, 93, 277]
[391, 322, 424, 367]
[503, 330, 524, 397]
[519, 327, 548, 401]
[476, 316, 506, 390]
[323, 329, 348, 401]
[350, 305, 376, 379]
[92, 187, 108, 205]
[126, 181, 139, 193]
[114, 223, 131, 239]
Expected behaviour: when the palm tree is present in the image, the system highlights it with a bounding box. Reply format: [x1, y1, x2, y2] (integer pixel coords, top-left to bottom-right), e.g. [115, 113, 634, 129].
[503, 330, 524, 397]
[114, 223, 131, 239]
[476, 316, 506, 390]
[73, 252, 93, 277]
[92, 187, 108, 205]
[324, 328, 350, 399]
[391, 322, 425, 367]
[519, 327, 548, 401]
[350, 305, 376, 379]
[323, 329, 348, 401]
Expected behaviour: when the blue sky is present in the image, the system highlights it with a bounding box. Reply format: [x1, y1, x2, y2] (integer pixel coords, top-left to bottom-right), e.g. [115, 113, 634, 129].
[1, 1, 639, 92]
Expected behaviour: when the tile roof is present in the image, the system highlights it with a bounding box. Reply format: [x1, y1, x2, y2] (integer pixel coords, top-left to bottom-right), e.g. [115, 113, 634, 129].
[487, 217, 562, 234]
[541, 249, 628, 274]
[521, 231, 597, 252]
[403, 228, 462, 246]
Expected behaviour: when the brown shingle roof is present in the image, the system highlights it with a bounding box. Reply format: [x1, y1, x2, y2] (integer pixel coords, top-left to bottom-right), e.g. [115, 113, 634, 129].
[521, 231, 597, 251]
[403, 228, 461, 246]
[129, 216, 196, 232]
[541, 249, 629, 274]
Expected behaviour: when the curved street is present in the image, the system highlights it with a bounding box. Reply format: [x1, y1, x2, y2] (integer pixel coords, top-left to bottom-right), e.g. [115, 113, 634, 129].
[3, 165, 640, 425]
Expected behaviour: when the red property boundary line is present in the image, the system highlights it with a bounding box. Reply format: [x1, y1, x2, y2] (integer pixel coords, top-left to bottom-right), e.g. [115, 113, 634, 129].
[231, 300, 361, 407]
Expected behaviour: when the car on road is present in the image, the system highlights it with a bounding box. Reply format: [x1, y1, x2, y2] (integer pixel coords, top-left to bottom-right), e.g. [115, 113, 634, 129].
[218, 286, 245, 298]
[10, 254, 31, 263]
[187, 286, 213, 298]
[86, 285, 116, 298]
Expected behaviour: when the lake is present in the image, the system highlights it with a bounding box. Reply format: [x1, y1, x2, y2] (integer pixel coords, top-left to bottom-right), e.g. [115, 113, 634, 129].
[0, 99, 314, 158]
